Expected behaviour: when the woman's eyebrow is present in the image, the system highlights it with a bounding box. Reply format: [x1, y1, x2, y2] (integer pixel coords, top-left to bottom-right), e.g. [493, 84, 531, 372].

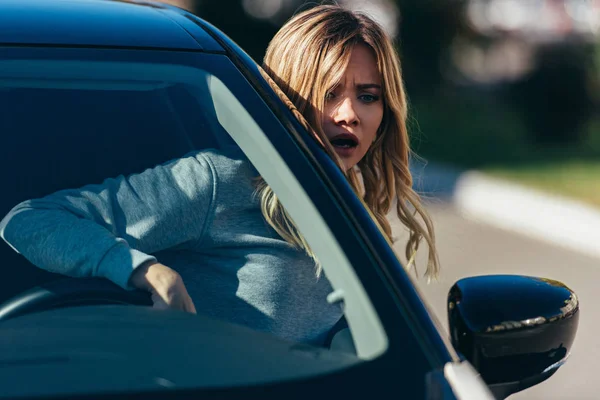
[356, 83, 381, 90]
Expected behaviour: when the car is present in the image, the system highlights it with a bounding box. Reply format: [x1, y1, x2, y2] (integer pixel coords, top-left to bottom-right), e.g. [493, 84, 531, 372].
[0, 1, 580, 399]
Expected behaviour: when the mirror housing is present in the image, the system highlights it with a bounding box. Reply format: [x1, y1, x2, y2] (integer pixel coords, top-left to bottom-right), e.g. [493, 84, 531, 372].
[448, 275, 579, 399]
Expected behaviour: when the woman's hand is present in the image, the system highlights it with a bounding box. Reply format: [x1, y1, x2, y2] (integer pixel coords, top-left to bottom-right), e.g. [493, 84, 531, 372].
[129, 262, 197, 314]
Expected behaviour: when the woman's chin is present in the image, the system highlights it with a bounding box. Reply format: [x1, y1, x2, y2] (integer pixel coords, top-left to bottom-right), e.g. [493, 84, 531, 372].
[333, 146, 357, 167]
[333, 147, 365, 171]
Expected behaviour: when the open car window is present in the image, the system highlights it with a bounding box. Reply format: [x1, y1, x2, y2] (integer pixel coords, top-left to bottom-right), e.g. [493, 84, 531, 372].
[0, 49, 388, 390]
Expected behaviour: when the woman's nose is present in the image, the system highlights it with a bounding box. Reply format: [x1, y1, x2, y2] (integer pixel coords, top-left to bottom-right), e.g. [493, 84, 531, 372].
[333, 97, 359, 126]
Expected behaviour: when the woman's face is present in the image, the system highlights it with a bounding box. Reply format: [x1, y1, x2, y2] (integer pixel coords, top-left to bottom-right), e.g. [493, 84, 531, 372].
[322, 44, 384, 171]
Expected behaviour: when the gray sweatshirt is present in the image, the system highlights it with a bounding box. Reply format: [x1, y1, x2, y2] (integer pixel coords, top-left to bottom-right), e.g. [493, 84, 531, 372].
[0, 147, 342, 345]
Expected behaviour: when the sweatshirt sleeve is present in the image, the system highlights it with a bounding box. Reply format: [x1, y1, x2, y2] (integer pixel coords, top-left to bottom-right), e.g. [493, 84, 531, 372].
[0, 152, 216, 289]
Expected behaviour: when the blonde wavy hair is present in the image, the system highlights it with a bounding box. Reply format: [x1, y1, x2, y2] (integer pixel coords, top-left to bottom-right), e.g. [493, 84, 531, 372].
[257, 4, 440, 280]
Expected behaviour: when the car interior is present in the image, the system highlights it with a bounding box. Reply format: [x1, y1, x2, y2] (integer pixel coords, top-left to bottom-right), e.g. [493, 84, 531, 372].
[0, 61, 366, 361]
[0, 78, 235, 301]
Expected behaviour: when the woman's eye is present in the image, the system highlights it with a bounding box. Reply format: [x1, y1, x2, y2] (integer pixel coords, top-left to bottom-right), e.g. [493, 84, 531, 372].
[359, 94, 379, 103]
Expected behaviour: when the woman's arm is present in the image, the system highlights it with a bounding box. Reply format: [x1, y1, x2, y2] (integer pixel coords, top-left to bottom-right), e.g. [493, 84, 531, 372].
[0, 152, 216, 291]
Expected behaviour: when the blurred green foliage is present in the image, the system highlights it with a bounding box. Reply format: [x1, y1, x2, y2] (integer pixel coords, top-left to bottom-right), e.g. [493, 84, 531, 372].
[486, 161, 600, 207]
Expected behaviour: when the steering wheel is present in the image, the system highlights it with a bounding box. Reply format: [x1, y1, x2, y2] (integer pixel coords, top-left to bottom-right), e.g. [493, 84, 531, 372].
[0, 277, 152, 321]
[0, 277, 359, 354]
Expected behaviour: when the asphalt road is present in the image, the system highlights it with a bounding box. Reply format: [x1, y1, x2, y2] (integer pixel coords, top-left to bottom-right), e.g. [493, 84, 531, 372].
[391, 202, 598, 400]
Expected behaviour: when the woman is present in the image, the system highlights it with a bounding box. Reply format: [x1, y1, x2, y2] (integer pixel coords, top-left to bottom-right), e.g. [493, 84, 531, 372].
[0, 5, 438, 345]
[260, 5, 439, 280]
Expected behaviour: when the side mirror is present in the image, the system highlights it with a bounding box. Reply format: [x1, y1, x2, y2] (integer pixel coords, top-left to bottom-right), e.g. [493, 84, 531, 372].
[448, 275, 579, 399]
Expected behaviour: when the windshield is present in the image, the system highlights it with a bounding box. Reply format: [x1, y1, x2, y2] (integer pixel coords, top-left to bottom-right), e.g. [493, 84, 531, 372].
[0, 48, 391, 397]
[0, 59, 234, 197]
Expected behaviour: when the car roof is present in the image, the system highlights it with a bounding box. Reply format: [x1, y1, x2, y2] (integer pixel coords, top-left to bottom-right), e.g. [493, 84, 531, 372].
[0, 0, 224, 52]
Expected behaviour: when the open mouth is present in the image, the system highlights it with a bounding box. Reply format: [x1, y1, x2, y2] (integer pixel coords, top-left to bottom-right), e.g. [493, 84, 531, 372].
[329, 133, 359, 149]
